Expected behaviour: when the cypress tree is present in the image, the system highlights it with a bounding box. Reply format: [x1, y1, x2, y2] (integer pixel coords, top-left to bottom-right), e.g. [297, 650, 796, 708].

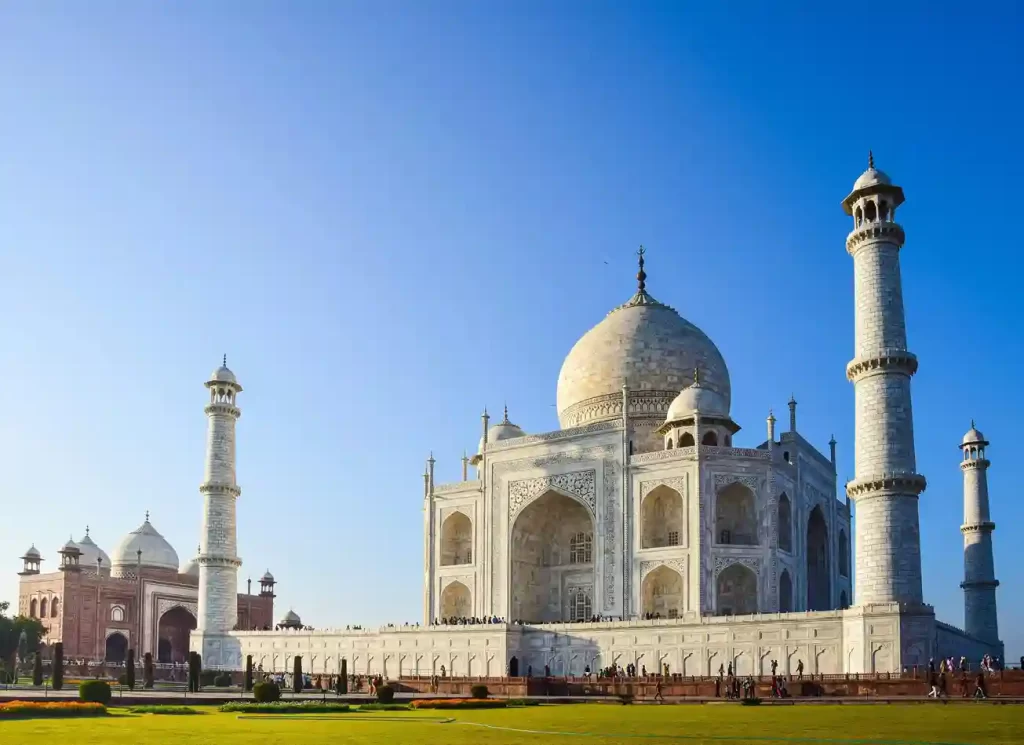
[244, 655, 253, 691]
[293, 656, 303, 694]
[126, 649, 136, 690]
[52, 642, 64, 691]
[188, 652, 200, 692]
[32, 651, 43, 686]
[143, 652, 154, 688]
[338, 658, 348, 694]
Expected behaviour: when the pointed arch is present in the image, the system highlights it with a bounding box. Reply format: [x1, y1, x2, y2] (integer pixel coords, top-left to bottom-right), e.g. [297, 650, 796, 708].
[777, 493, 792, 552]
[838, 529, 849, 577]
[779, 569, 793, 613]
[701, 431, 718, 446]
[806, 505, 831, 610]
[641, 565, 684, 618]
[641, 484, 683, 548]
[29, 598, 37, 618]
[716, 564, 758, 616]
[440, 511, 473, 566]
[679, 432, 695, 447]
[440, 580, 471, 619]
[51, 597, 60, 618]
[39, 598, 47, 618]
[716, 482, 758, 545]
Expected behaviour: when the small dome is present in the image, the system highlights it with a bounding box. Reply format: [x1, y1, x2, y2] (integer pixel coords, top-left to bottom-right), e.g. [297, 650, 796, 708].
[112, 516, 180, 573]
[853, 167, 892, 191]
[209, 365, 237, 385]
[60, 539, 81, 554]
[665, 380, 729, 422]
[279, 609, 302, 627]
[22, 545, 41, 559]
[478, 407, 527, 452]
[962, 423, 987, 446]
[76, 529, 111, 569]
[261, 570, 275, 583]
[180, 548, 201, 578]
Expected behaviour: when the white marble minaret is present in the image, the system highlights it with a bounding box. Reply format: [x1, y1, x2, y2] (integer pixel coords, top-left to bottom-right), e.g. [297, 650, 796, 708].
[959, 423, 1000, 644]
[192, 356, 243, 667]
[842, 154, 927, 605]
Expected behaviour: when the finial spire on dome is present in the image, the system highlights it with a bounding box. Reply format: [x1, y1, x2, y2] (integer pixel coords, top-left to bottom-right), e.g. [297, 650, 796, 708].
[502, 402, 510, 424]
[223, 353, 227, 367]
[145, 510, 150, 522]
[868, 150, 874, 169]
[636, 245, 647, 293]
[971, 418, 976, 429]
[85, 525, 90, 537]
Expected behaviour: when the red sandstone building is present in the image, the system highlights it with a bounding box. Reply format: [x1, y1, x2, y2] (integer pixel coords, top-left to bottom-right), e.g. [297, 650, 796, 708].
[16, 516, 274, 662]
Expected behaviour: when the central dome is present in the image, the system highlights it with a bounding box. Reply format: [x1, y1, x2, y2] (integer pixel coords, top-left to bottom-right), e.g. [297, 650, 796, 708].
[557, 283, 730, 430]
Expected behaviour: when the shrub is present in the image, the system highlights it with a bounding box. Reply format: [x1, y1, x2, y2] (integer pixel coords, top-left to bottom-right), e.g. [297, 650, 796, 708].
[126, 649, 136, 690]
[117, 673, 127, 685]
[127, 705, 202, 715]
[220, 702, 351, 713]
[244, 655, 253, 691]
[293, 656, 303, 694]
[200, 669, 219, 687]
[338, 658, 348, 694]
[470, 684, 489, 699]
[506, 699, 542, 706]
[52, 642, 64, 691]
[741, 697, 762, 706]
[32, 652, 43, 686]
[214, 672, 233, 687]
[188, 652, 201, 692]
[79, 680, 112, 705]
[410, 699, 507, 710]
[143, 652, 154, 689]
[0, 702, 107, 719]
[375, 683, 395, 703]
[618, 693, 634, 705]
[358, 702, 411, 711]
[252, 681, 281, 703]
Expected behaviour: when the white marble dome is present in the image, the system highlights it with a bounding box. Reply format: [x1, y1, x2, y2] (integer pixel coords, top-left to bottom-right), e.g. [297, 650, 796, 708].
[280, 609, 302, 627]
[665, 381, 729, 421]
[557, 289, 730, 429]
[853, 167, 892, 190]
[111, 516, 180, 573]
[75, 529, 111, 570]
[208, 356, 239, 386]
[261, 570, 275, 583]
[180, 547, 201, 578]
[962, 424, 987, 445]
[478, 407, 527, 452]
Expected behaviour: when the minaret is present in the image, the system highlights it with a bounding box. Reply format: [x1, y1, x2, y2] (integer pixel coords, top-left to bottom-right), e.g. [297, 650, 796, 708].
[842, 154, 926, 605]
[194, 356, 243, 666]
[959, 423, 999, 644]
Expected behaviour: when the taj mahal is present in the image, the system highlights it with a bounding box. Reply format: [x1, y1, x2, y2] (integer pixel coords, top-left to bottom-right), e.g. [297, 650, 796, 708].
[16, 157, 1005, 678]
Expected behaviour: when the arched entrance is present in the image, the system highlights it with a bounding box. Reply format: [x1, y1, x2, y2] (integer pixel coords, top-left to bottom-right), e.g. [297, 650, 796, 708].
[105, 632, 128, 663]
[157, 606, 197, 664]
[779, 569, 793, 612]
[440, 512, 472, 566]
[439, 580, 471, 619]
[641, 565, 684, 618]
[807, 506, 830, 611]
[508, 656, 519, 676]
[715, 482, 758, 545]
[641, 485, 683, 548]
[716, 564, 757, 615]
[510, 490, 594, 623]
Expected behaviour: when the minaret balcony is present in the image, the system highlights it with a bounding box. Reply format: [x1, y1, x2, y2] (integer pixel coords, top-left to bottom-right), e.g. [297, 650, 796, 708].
[845, 222, 905, 253]
[960, 520, 995, 534]
[959, 458, 990, 471]
[204, 402, 241, 417]
[846, 351, 918, 382]
[846, 471, 926, 499]
[200, 482, 242, 497]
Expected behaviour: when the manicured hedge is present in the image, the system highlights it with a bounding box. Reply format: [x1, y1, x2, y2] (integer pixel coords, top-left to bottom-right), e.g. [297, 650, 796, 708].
[375, 683, 395, 703]
[220, 702, 352, 713]
[214, 672, 232, 687]
[410, 698, 507, 709]
[52, 643, 64, 690]
[0, 702, 107, 719]
[357, 703, 411, 711]
[470, 684, 489, 699]
[252, 681, 281, 703]
[128, 705, 203, 715]
[79, 680, 112, 705]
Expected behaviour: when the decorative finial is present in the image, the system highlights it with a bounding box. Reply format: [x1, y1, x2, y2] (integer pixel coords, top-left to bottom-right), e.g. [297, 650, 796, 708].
[502, 403, 510, 424]
[971, 418, 976, 429]
[428, 451, 435, 464]
[693, 367, 700, 385]
[197, 544, 201, 556]
[85, 525, 90, 537]
[768, 408, 776, 421]
[789, 393, 796, 405]
[868, 150, 874, 169]
[145, 510, 150, 522]
[636, 245, 647, 293]
[829, 433, 836, 444]
[223, 353, 227, 367]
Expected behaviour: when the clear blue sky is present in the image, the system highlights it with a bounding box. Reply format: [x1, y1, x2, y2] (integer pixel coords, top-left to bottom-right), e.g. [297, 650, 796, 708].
[2, 3, 1021, 658]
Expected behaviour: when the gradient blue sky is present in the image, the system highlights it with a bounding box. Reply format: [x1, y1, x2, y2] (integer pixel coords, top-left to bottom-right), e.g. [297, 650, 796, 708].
[2, 3, 1021, 657]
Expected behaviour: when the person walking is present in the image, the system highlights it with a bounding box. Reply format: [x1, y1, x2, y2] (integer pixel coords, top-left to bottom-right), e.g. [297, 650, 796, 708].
[796, 660, 804, 679]
[974, 671, 988, 699]
[654, 679, 664, 703]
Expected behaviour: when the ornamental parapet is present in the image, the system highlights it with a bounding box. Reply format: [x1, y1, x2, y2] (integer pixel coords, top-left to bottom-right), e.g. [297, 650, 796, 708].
[205, 403, 241, 418]
[846, 471, 926, 499]
[200, 482, 242, 497]
[485, 419, 621, 451]
[846, 351, 918, 381]
[960, 459, 990, 471]
[960, 578, 999, 589]
[846, 222, 905, 253]
[960, 521, 995, 534]
[433, 480, 482, 496]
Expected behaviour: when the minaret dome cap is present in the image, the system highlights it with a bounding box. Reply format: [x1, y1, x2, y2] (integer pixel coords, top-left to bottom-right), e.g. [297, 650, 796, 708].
[842, 153, 905, 214]
[961, 423, 988, 446]
[207, 354, 241, 388]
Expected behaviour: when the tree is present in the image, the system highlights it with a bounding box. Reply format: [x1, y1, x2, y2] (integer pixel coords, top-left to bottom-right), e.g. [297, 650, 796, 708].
[338, 658, 348, 694]
[0, 601, 45, 681]
[143, 652, 154, 689]
[188, 652, 202, 693]
[244, 655, 253, 691]
[126, 649, 136, 690]
[52, 642, 64, 690]
[293, 655, 303, 693]
[32, 651, 43, 686]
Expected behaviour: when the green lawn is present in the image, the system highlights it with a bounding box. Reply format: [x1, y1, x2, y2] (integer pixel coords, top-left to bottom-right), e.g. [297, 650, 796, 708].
[4, 704, 1022, 744]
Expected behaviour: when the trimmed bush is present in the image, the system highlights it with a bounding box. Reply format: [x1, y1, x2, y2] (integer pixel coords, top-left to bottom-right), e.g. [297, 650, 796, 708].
[470, 684, 489, 699]
[126, 649, 136, 690]
[741, 697, 762, 706]
[338, 658, 348, 694]
[244, 655, 253, 692]
[127, 705, 202, 715]
[358, 702, 410, 711]
[375, 683, 395, 703]
[221, 702, 351, 713]
[32, 652, 43, 686]
[410, 699, 507, 710]
[293, 656, 303, 693]
[117, 674, 128, 686]
[252, 681, 281, 703]
[0, 702, 107, 719]
[187, 652, 201, 692]
[214, 672, 232, 687]
[200, 669, 219, 687]
[506, 698, 542, 706]
[79, 680, 112, 705]
[143, 652, 154, 689]
[52, 642, 64, 691]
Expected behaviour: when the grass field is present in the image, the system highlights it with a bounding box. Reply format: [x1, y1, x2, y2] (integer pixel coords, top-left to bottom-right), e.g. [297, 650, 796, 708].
[3, 703, 1022, 744]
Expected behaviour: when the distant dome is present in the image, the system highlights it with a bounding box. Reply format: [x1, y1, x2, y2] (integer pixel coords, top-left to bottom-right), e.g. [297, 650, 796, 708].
[557, 284, 730, 429]
[180, 548, 201, 578]
[279, 609, 302, 627]
[112, 516, 180, 573]
[22, 545, 41, 559]
[665, 380, 729, 421]
[208, 355, 239, 386]
[60, 539, 81, 554]
[261, 570, 275, 583]
[852, 167, 892, 191]
[478, 407, 527, 452]
[962, 423, 987, 446]
[76, 529, 111, 569]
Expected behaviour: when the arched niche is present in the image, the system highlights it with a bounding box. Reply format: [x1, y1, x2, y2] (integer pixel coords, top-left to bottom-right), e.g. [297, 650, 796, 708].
[158, 605, 197, 664]
[779, 569, 793, 613]
[510, 490, 595, 623]
[641, 485, 683, 549]
[716, 482, 758, 545]
[440, 580, 472, 619]
[440, 511, 473, 566]
[641, 565, 684, 618]
[778, 493, 792, 552]
[105, 632, 128, 663]
[806, 505, 831, 611]
[838, 529, 849, 577]
[716, 564, 758, 616]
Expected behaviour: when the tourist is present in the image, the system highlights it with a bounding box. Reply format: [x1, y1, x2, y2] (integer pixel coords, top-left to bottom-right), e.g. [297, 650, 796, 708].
[927, 669, 939, 698]
[938, 671, 947, 698]
[796, 659, 804, 679]
[771, 659, 778, 676]
[960, 669, 969, 698]
[654, 678, 664, 703]
[973, 671, 988, 699]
